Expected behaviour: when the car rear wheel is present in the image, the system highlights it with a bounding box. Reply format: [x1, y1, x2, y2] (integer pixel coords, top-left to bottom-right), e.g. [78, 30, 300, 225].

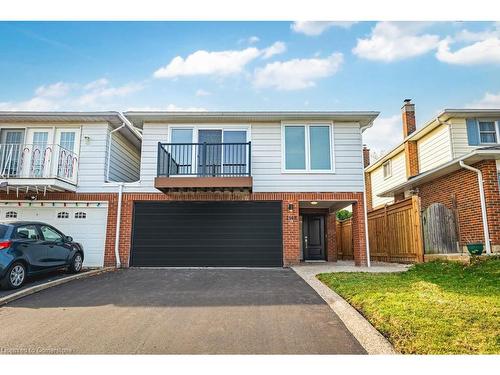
[1, 262, 27, 290]
[68, 253, 83, 273]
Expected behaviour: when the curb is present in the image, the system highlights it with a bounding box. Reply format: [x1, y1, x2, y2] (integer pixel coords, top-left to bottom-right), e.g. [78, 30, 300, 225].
[0, 267, 114, 307]
[291, 266, 397, 355]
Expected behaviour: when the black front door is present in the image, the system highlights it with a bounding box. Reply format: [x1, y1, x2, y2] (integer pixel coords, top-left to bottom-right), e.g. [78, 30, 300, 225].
[302, 215, 326, 261]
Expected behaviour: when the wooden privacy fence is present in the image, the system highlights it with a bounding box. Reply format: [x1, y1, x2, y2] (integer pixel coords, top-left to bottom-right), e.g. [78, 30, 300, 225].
[336, 196, 425, 263]
[336, 219, 354, 260]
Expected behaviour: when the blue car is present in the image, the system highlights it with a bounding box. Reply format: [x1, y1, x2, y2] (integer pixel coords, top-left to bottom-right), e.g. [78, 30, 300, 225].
[0, 221, 84, 289]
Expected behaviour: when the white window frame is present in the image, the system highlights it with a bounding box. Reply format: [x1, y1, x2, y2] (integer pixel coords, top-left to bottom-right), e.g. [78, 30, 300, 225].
[477, 119, 499, 145]
[167, 124, 251, 176]
[383, 160, 392, 179]
[281, 122, 335, 174]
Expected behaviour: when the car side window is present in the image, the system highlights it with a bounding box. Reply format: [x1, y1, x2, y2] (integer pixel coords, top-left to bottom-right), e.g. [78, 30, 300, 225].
[15, 225, 39, 240]
[40, 226, 64, 242]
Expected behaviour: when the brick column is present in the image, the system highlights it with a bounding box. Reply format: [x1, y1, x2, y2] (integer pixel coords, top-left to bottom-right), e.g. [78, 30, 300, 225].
[352, 197, 368, 266]
[365, 172, 373, 211]
[480, 161, 500, 251]
[282, 199, 300, 266]
[326, 213, 337, 262]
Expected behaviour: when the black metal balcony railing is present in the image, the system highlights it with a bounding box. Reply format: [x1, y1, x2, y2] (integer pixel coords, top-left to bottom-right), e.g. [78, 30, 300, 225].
[0, 143, 79, 183]
[157, 142, 251, 177]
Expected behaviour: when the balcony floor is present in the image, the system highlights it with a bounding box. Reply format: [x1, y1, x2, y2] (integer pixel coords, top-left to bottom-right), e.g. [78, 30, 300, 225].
[154, 176, 253, 193]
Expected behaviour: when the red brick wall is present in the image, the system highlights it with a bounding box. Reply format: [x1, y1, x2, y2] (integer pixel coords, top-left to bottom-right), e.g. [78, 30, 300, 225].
[365, 172, 373, 211]
[119, 191, 368, 267]
[326, 213, 337, 261]
[0, 192, 119, 267]
[418, 160, 500, 247]
[404, 140, 419, 178]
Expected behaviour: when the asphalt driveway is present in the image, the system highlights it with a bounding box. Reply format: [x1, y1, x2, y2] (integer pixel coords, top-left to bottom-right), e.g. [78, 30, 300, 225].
[0, 268, 365, 354]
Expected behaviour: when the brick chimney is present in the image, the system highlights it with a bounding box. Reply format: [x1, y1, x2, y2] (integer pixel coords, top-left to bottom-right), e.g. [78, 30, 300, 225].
[402, 99, 419, 178]
[402, 99, 416, 138]
[362, 145, 370, 168]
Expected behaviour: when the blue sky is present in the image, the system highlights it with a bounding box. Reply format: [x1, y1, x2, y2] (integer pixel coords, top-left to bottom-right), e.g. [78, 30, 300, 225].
[0, 21, 499, 152]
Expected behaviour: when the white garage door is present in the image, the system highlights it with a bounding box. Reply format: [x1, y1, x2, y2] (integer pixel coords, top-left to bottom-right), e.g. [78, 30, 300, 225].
[0, 202, 108, 267]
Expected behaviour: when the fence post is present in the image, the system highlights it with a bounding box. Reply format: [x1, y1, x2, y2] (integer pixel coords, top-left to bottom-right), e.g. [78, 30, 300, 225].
[412, 196, 425, 262]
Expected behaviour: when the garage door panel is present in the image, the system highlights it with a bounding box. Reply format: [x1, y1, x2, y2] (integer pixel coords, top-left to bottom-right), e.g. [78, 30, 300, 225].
[0, 204, 107, 267]
[131, 201, 283, 267]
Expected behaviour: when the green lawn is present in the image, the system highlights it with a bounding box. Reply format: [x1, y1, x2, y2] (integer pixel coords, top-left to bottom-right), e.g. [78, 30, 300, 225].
[317, 258, 500, 354]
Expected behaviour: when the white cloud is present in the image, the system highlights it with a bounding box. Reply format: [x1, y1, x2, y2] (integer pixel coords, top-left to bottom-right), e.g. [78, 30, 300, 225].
[261, 41, 286, 59]
[436, 25, 500, 65]
[291, 21, 357, 36]
[248, 36, 260, 44]
[353, 22, 440, 62]
[77, 81, 143, 106]
[0, 78, 143, 111]
[195, 89, 211, 97]
[34, 82, 72, 98]
[467, 92, 500, 108]
[165, 104, 207, 111]
[253, 53, 343, 91]
[154, 47, 261, 78]
[362, 115, 402, 156]
[153, 42, 287, 79]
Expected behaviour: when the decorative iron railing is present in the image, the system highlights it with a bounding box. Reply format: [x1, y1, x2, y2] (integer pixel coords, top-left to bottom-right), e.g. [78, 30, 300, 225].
[157, 142, 251, 177]
[0, 143, 79, 183]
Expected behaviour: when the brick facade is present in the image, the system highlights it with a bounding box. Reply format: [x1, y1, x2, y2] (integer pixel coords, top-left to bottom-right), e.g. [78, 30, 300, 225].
[404, 140, 419, 178]
[0, 190, 369, 267]
[418, 160, 500, 250]
[119, 191, 368, 267]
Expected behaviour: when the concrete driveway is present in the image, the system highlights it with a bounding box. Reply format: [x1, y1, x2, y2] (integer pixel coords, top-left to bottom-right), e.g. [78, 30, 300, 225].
[0, 268, 365, 354]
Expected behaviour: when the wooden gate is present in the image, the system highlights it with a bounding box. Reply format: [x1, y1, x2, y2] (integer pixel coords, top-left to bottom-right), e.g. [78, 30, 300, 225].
[422, 203, 459, 254]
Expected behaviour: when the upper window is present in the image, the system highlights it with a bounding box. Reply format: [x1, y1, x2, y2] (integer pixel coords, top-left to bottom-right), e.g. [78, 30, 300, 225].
[60, 131, 76, 152]
[283, 124, 333, 172]
[478, 121, 498, 144]
[383, 160, 392, 179]
[5, 211, 17, 219]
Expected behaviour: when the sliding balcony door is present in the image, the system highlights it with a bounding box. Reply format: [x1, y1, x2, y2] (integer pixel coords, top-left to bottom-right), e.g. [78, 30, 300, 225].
[198, 130, 222, 176]
[23, 128, 54, 178]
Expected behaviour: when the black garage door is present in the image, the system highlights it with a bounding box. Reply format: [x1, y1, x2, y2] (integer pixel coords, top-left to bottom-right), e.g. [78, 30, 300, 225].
[130, 201, 283, 267]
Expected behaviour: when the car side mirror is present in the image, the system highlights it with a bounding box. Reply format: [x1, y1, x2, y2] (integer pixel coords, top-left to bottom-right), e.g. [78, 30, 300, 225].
[65, 236, 73, 242]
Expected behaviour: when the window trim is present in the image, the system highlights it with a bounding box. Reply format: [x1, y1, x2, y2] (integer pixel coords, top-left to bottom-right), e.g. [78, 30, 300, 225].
[383, 160, 392, 179]
[281, 121, 335, 174]
[477, 119, 499, 145]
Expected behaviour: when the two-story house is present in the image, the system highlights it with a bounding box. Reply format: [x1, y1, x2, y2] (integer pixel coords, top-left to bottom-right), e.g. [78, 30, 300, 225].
[0, 112, 141, 267]
[365, 100, 500, 255]
[117, 111, 378, 268]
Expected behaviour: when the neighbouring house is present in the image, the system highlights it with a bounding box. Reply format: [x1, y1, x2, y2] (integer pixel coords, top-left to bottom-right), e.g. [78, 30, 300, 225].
[365, 100, 500, 255]
[0, 112, 142, 267]
[118, 111, 379, 267]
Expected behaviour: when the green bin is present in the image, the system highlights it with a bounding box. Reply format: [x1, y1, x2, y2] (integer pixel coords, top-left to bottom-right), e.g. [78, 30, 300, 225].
[466, 243, 484, 255]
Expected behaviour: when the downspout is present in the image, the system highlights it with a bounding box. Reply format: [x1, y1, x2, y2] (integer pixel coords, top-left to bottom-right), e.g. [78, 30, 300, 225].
[114, 182, 124, 268]
[459, 161, 492, 255]
[106, 114, 141, 268]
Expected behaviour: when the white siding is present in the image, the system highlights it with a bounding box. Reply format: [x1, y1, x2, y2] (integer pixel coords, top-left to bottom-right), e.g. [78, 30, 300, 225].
[130, 121, 365, 193]
[450, 118, 475, 158]
[76, 123, 111, 192]
[137, 123, 169, 191]
[370, 151, 407, 208]
[251, 122, 364, 192]
[108, 130, 141, 182]
[417, 124, 453, 173]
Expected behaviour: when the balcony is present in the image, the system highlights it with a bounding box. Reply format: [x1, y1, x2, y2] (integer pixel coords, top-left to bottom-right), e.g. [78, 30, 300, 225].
[0, 143, 79, 194]
[155, 142, 253, 192]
